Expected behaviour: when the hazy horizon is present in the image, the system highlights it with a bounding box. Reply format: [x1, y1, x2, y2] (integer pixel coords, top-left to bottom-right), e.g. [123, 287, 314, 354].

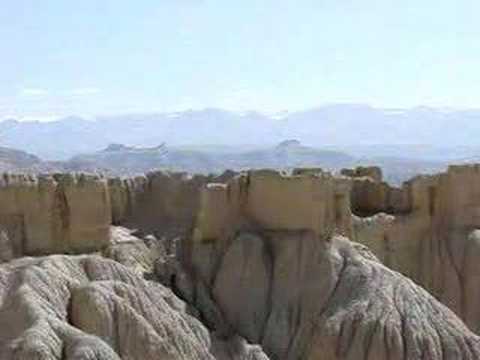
[4, 103, 480, 123]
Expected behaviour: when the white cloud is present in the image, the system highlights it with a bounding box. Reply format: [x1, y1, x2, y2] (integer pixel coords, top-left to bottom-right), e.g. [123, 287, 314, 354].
[69, 87, 101, 96]
[19, 88, 49, 97]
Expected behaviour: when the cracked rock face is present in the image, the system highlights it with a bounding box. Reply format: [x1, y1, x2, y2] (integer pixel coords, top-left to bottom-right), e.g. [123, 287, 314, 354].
[0, 255, 268, 360]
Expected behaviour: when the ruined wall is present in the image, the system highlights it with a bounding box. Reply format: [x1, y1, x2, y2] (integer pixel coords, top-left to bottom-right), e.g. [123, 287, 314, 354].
[108, 177, 144, 225]
[340, 165, 383, 182]
[2, 164, 480, 340]
[54, 174, 112, 253]
[344, 166, 411, 216]
[187, 169, 352, 285]
[347, 164, 480, 333]
[181, 170, 357, 357]
[171, 169, 480, 359]
[0, 173, 111, 258]
[108, 171, 236, 239]
[0, 170, 235, 262]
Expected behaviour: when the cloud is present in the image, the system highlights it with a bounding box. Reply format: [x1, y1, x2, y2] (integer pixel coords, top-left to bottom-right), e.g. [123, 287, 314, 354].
[19, 88, 49, 97]
[69, 87, 101, 96]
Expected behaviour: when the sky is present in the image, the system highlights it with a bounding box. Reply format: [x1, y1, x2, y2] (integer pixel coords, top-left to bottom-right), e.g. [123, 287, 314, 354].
[1, 0, 480, 120]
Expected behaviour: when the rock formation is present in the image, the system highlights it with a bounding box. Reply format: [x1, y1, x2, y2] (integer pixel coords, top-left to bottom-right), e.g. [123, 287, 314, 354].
[0, 171, 236, 263]
[1, 166, 480, 359]
[346, 164, 480, 333]
[108, 171, 235, 243]
[0, 173, 111, 258]
[0, 254, 268, 359]
[164, 170, 480, 359]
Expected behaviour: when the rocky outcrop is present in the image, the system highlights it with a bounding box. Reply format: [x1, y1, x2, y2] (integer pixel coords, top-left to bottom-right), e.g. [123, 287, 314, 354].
[108, 171, 235, 239]
[164, 170, 480, 359]
[0, 173, 111, 258]
[102, 226, 161, 274]
[0, 254, 269, 359]
[187, 170, 352, 284]
[3, 165, 480, 359]
[0, 170, 236, 263]
[347, 164, 480, 333]
[135, 165, 480, 344]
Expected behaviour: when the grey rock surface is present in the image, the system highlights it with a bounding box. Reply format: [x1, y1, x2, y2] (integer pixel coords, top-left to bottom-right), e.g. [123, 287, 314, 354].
[0, 254, 269, 359]
[188, 232, 480, 359]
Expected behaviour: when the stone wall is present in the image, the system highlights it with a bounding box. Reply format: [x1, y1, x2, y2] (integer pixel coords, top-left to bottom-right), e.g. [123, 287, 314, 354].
[187, 169, 352, 285]
[171, 168, 480, 359]
[344, 166, 412, 216]
[347, 164, 480, 333]
[0, 170, 235, 262]
[179, 165, 480, 338]
[2, 164, 480, 338]
[108, 171, 236, 239]
[0, 173, 111, 258]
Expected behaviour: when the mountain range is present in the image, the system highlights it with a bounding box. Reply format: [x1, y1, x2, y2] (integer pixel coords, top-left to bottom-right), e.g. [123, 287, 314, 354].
[3, 104, 480, 161]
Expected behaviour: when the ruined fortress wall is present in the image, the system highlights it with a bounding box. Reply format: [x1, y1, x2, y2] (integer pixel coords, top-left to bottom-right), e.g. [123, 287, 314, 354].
[108, 171, 236, 238]
[348, 164, 480, 332]
[193, 170, 353, 242]
[0, 175, 57, 257]
[245, 170, 342, 236]
[188, 170, 353, 285]
[0, 174, 111, 259]
[184, 164, 480, 333]
[3, 164, 480, 335]
[57, 174, 112, 253]
[0, 170, 235, 262]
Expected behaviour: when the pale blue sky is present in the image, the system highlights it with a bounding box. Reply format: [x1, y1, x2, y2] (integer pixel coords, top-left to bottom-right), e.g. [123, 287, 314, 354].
[1, 0, 479, 120]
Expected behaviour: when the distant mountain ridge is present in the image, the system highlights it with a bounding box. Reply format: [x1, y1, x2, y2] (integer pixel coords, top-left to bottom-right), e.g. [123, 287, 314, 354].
[65, 140, 356, 176]
[0, 146, 50, 173]
[0, 140, 450, 185]
[3, 105, 480, 160]
[62, 140, 448, 185]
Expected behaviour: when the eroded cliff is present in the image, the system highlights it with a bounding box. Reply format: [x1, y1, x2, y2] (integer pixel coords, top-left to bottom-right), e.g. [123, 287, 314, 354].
[0, 173, 111, 260]
[347, 164, 480, 333]
[0, 166, 480, 359]
[162, 170, 480, 360]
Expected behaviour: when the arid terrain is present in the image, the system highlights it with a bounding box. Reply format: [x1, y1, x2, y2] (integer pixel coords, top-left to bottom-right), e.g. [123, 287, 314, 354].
[4, 0, 480, 357]
[1, 164, 480, 359]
